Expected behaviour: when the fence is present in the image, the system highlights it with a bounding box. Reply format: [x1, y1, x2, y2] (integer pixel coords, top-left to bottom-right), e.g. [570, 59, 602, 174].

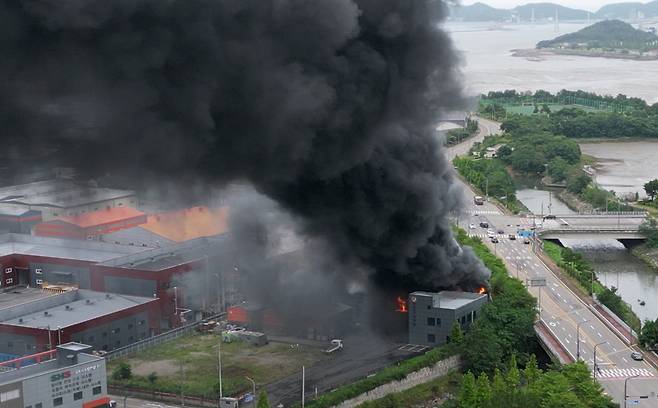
[106, 313, 224, 361]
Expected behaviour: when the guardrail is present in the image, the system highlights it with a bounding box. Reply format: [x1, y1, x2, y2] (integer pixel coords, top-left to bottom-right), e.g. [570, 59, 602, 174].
[105, 313, 224, 361]
[533, 211, 648, 218]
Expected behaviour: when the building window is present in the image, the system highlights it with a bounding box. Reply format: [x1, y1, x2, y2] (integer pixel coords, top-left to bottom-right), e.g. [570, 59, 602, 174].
[93, 386, 102, 395]
[7, 341, 12, 348]
[4, 267, 11, 274]
[426, 305, 431, 310]
[461, 316, 466, 325]
[128, 324, 133, 329]
[112, 328, 120, 334]
[138, 320, 145, 325]
[74, 392, 83, 401]
[53, 397, 63, 406]
[436, 318, 442, 327]
[36, 279, 43, 285]
[0, 389, 20, 402]
[427, 317, 435, 326]
[427, 334, 436, 343]
[88, 335, 95, 342]
[5, 278, 12, 285]
[35, 268, 43, 275]
[115, 340, 121, 347]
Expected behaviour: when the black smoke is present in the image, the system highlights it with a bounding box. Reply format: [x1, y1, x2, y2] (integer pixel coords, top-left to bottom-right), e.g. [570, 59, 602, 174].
[0, 0, 489, 291]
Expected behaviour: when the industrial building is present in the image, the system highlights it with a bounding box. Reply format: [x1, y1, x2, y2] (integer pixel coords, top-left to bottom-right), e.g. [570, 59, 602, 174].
[0, 342, 110, 408]
[408, 291, 487, 347]
[0, 233, 146, 290]
[33, 207, 147, 240]
[0, 288, 160, 356]
[0, 179, 136, 222]
[92, 235, 240, 328]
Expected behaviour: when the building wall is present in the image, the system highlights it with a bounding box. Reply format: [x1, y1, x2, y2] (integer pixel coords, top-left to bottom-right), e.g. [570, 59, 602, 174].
[69, 311, 151, 352]
[0, 380, 23, 408]
[21, 358, 107, 408]
[103, 275, 157, 298]
[0, 331, 41, 356]
[31, 262, 91, 288]
[38, 195, 137, 222]
[408, 294, 487, 347]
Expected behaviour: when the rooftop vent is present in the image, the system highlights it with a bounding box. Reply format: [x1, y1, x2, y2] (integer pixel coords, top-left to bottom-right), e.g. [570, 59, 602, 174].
[18, 318, 23, 323]
[105, 294, 112, 299]
[65, 305, 73, 311]
[43, 311, 50, 317]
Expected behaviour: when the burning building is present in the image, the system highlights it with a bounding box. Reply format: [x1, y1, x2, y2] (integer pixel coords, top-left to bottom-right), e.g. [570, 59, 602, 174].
[407, 291, 488, 347]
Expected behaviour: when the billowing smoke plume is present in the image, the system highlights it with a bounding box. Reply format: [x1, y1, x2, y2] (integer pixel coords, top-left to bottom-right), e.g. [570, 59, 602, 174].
[1, 0, 489, 290]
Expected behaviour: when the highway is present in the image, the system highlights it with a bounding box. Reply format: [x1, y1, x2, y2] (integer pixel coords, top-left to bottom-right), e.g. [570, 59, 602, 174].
[448, 118, 658, 406]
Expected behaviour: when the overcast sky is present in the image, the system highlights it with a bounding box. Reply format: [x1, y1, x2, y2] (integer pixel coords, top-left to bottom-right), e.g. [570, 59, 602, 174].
[459, 1, 652, 12]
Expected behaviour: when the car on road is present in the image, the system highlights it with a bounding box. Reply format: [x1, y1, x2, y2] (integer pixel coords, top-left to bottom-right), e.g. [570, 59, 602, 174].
[631, 351, 643, 361]
[523, 237, 531, 244]
[469, 223, 476, 229]
[487, 229, 495, 237]
[480, 221, 489, 228]
[490, 236, 499, 243]
[508, 234, 516, 240]
[497, 229, 504, 234]
[543, 214, 557, 220]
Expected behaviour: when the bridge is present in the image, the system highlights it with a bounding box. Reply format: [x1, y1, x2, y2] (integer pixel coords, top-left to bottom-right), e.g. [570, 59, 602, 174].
[531, 212, 648, 243]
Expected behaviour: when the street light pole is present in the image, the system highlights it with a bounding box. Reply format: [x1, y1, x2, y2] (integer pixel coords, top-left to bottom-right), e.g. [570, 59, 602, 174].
[624, 374, 640, 408]
[576, 320, 588, 361]
[218, 338, 223, 401]
[245, 376, 256, 405]
[593, 341, 607, 378]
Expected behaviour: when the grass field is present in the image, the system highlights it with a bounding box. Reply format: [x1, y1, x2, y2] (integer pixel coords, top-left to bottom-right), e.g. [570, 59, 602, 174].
[107, 334, 328, 398]
[354, 371, 461, 408]
[503, 104, 602, 115]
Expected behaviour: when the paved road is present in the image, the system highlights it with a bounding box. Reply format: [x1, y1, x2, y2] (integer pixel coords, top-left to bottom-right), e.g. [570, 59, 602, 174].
[444, 116, 500, 162]
[108, 395, 181, 408]
[447, 120, 658, 406]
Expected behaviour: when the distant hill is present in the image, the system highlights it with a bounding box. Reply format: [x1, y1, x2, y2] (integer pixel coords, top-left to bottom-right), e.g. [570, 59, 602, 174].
[537, 19, 658, 50]
[596, 1, 658, 19]
[513, 3, 589, 21]
[448, 2, 511, 22]
[449, 1, 658, 22]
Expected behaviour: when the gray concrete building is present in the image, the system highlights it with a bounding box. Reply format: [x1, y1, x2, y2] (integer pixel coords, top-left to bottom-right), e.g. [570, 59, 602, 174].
[408, 291, 488, 347]
[0, 342, 109, 408]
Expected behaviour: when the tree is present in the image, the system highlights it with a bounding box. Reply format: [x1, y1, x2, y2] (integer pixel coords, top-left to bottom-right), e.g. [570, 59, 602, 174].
[147, 372, 158, 385]
[257, 391, 271, 408]
[639, 218, 658, 248]
[533, 104, 540, 114]
[458, 371, 477, 408]
[644, 179, 658, 201]
[450, 320, 464, 345]
[506, 354, 520, 388]
[111, 362, 132, 380]
[475, 372, 492, 406]
[541, 104, 552, 114]
[640, 318, 658, 349]
[523, 354, 542, 386]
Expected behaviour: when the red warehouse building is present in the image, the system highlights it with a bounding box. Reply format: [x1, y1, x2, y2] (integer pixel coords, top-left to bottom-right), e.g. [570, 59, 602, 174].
[33, 207, 147, 239]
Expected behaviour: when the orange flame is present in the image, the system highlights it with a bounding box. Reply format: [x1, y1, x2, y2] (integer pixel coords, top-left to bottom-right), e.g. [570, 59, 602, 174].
[396, 296, 408, 313]
[477, 287, 487, 295]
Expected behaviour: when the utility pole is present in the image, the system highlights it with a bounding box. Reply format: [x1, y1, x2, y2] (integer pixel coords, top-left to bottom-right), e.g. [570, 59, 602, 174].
[218, 338, 223, 400]
[301, 366, 306, 408]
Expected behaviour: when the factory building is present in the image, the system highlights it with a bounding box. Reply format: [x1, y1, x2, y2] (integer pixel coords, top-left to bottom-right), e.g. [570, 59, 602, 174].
[0, 179, 136, 222]
[0, 233, 146, 290]
[0, 287, 160, 356]
[0, 342, 110, 408]
[33, 207, 147, 240]
[0, 204, 42, 234]
[98, 205, 229, 248]
[92, 235, 240, 328]
[408, 291, 487, 347]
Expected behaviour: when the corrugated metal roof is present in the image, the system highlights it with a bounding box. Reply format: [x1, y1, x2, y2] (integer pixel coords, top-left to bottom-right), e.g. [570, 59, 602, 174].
[1, 289, 155, 329]
[56, 207, 146, 228]
[141, 206, 229, 242]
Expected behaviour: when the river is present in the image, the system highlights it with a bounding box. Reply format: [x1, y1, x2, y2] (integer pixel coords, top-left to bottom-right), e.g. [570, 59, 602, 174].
[445, 21, 658, 103]
[447, 21, 658, 322]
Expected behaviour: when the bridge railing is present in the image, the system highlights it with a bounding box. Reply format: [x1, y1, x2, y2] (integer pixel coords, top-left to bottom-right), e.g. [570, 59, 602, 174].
[533, 211, 648, 218]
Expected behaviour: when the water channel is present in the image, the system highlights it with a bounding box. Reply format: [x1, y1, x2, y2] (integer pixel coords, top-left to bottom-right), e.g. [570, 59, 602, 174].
[515, 185, 657, 322]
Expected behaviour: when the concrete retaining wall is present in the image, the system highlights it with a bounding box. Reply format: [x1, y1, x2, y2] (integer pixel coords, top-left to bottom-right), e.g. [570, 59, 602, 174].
[331, 355, 461, 408]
